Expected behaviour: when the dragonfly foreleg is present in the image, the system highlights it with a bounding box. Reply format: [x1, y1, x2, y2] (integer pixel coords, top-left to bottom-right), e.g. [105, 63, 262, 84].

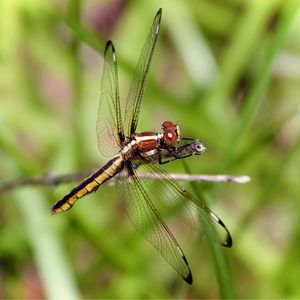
[158, 139, 207, 165]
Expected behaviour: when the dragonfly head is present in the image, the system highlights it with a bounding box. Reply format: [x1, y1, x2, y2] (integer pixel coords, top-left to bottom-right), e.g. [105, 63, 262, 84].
[161, 121, 181, 147]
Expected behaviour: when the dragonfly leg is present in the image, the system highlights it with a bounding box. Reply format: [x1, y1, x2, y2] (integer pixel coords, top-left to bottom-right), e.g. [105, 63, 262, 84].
[158, 150, 180, 165]
[159, 138, 206, 165]
[181, 137, 195, 141]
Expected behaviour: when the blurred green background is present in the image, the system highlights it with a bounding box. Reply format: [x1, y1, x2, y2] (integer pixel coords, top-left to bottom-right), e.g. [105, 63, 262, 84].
[1, 0, 300, 298]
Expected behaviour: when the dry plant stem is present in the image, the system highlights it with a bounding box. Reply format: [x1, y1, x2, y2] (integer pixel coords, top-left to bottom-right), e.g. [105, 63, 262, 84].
[0, 171, 250, 194]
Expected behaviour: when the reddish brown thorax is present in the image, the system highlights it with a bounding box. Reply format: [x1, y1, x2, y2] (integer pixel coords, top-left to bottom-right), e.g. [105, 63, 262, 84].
[161, 121, 181, 147]
[133, 132, 158, 151]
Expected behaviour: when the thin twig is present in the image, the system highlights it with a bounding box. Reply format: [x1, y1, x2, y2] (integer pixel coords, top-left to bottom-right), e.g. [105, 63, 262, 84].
[161, 173, 251, 183]
[0, 170, 250, 194]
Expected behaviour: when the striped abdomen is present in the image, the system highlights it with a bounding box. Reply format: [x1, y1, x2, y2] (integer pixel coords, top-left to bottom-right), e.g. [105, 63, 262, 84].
[52, 156, 124, 214]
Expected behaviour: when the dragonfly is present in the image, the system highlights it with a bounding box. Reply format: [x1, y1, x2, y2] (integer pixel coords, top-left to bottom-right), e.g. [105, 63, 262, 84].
[52, 8, 232, 284]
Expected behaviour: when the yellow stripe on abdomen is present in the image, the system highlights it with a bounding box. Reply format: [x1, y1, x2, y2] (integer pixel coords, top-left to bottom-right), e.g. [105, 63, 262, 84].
[52, 156, 124, 214]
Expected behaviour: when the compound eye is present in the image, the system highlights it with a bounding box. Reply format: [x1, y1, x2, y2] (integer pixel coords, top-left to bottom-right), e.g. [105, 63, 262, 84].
[164, 128, 177, 147]
[161, 121, 175, 130]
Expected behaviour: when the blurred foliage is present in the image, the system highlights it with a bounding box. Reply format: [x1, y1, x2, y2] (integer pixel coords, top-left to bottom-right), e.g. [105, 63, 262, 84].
[1, 0, 300, 298]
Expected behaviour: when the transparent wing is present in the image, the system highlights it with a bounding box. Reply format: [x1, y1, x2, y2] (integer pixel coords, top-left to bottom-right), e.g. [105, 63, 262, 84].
[124, 9, 162, 136]
[132, 157, 233, 247]
[97, 41, 124, 157]
[116, 162, 193, 284]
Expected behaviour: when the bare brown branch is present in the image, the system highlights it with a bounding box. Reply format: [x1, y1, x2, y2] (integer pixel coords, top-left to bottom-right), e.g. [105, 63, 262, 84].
[0, 170, 250, 194]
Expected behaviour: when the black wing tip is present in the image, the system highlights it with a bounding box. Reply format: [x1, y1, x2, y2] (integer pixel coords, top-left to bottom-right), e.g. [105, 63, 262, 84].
[222, 234, 233, 248]
[104, 40, 115, 54]
[179, 250, 193, 284]
[156, 8, 162, 24]
[217, 217, 233, 248]
[184, 273, 193, 285]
